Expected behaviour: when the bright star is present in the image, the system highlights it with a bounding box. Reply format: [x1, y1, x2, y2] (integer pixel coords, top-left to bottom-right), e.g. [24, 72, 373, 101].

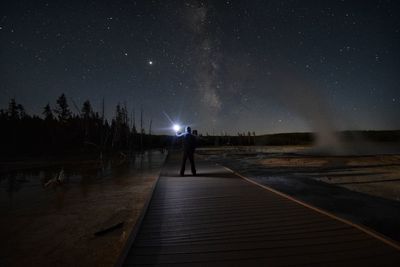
[148, 60, 153, 65]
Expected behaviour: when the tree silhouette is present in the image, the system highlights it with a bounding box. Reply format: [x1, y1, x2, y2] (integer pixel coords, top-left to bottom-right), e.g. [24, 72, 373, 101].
[81, 100, 93, 119]
[8, 98, 19, 120]
[55, 94, 71, 122]
[0, 94, 172, 157]
[16, 104, 26, 119]
[42, 103, 54, 121]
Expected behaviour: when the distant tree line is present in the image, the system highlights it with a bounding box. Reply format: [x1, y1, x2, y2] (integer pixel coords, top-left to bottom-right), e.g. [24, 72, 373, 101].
[2, 95, 398, 158]
[0, 94, 170, 157]
[197, 132, 313, 147]
[197, 131, 400, 147]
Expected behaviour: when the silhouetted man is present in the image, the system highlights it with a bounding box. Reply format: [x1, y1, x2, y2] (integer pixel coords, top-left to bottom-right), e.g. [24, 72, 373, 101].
[176, 126, 196, 176]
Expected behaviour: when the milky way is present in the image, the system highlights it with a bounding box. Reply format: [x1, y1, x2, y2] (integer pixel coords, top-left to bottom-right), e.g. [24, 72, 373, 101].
[1, 0, 399, 134]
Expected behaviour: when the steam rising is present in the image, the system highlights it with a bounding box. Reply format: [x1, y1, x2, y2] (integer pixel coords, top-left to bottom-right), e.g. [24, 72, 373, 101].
[180, 3, 398, 155]
[270, 72, 344, 153]
[267, 69, 400, 155]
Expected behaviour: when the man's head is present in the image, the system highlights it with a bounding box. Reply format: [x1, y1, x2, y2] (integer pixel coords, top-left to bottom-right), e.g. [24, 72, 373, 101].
[186, 126, 192, 133]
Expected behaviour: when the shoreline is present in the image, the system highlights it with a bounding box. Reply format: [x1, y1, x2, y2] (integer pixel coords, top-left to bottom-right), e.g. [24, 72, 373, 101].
[0, 150, 167, 267]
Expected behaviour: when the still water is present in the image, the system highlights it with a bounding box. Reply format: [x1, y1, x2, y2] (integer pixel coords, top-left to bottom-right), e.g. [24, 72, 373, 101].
[0, 150, 167, 267]
[1, 150, 166, 206]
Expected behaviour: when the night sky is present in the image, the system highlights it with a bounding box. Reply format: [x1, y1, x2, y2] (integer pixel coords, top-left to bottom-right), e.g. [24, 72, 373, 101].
[1, 0, 399, 135]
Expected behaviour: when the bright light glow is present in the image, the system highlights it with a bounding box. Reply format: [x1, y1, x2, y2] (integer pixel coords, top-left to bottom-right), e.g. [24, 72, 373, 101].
[148, 60, 153, 65]
[173, 124, 181, 132]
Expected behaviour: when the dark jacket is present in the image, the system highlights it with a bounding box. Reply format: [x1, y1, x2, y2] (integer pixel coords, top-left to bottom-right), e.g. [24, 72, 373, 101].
[177, 132, 196, 152]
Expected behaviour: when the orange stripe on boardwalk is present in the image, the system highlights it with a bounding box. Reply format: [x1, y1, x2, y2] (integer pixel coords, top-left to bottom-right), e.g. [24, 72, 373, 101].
[223, 166, 400, 252]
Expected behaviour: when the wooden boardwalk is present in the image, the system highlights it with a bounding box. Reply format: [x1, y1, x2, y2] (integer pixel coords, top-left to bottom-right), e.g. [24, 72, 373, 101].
[121, 152, 400, 266]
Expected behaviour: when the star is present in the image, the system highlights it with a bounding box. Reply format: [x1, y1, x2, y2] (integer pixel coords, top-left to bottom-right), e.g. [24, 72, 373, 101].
[1, 0, 399, 135]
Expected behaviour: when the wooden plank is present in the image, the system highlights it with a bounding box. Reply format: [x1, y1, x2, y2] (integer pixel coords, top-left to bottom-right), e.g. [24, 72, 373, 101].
[121, 152, 400, 266]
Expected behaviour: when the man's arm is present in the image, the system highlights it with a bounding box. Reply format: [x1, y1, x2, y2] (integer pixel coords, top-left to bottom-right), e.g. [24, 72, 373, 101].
[176, 132, 185, 137]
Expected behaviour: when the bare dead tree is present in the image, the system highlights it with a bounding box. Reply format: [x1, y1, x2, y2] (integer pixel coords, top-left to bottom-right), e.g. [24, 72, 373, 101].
[140, 106, 143, 150]
[131, 108, 136, 132]
[149, 118, 152, 136]
[101, 98, 105, 123]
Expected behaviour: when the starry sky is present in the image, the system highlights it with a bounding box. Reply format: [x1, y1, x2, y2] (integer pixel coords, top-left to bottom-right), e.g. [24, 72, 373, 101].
[1, 0, 399, 135]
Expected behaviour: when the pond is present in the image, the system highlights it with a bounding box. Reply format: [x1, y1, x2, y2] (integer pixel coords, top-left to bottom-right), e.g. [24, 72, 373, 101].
[0, 150, 167, 267]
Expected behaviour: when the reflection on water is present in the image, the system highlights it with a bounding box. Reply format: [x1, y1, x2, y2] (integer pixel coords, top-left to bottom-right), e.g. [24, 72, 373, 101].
[0, 150, 167, 267]
[0, 150, 166, 208]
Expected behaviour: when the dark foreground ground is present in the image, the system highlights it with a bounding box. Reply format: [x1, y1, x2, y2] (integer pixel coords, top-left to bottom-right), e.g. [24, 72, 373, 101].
[198, 146, 400, 243]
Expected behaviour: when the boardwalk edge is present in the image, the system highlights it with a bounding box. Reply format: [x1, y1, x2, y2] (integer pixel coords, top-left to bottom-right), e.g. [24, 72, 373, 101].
[114, 152, 170, 267]
[222, 165, 400, 252]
